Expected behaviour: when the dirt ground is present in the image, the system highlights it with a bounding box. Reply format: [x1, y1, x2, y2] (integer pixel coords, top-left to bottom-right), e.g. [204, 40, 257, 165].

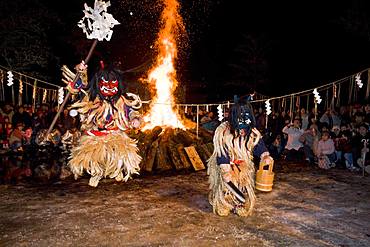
[0, 162, 370, 247]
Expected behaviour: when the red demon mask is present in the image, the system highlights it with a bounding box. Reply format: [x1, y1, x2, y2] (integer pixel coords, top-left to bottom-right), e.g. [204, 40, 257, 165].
[98, 77, 119, 97]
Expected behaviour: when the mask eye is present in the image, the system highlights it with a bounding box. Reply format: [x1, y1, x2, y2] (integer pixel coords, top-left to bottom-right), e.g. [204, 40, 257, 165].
[101, 77, 108, 83]
[111, 80, 118, 86]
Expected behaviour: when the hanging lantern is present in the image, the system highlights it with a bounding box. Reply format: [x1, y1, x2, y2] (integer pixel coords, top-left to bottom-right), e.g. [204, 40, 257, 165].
[313, 88, 322, 104]
[58, 87, 64, 104]
[265, 99, 272, 115]
[355, 73, 363, 88]
[7, 71, 14, 86]
[217, 104, 223, 121]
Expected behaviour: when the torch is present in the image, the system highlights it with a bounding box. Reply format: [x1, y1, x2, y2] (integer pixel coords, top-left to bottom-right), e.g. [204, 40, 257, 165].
[46, 0, 120, 137]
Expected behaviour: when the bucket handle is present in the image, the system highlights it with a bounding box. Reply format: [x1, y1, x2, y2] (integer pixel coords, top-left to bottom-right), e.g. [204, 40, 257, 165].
[259, 159, 274, 172]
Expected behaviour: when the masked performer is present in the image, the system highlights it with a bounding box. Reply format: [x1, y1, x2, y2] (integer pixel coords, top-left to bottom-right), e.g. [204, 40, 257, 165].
[61, 61, 142, 187]
[207, 95, 273, 216]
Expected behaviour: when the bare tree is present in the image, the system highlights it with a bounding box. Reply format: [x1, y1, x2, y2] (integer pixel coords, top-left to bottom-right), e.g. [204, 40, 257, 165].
[227, 33, 273, 92]
[0, 0, 62, 80]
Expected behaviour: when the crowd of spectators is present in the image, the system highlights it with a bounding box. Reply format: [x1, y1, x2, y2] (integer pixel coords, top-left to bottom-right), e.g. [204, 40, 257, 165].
[0, 103, 79, 153]
[261, 103, 370, 171]
[1, 100, 369, 172]
[184, 102, 370, 171]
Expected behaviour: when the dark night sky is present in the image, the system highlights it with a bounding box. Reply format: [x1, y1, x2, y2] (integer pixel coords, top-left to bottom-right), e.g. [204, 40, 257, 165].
[2, 0, 370, 103]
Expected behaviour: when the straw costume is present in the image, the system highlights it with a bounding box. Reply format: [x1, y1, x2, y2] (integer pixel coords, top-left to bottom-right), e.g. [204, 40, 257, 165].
[62, 61, 142, 187]
[207, 95, 273, 216]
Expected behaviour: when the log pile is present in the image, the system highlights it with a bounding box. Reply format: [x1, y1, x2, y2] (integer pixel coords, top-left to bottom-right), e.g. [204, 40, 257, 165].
[128, 127, 214, 174]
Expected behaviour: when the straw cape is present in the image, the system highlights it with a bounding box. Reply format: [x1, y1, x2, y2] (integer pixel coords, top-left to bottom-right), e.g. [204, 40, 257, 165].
[207, 121, 261, 216]
[68, 130, 141, 187]
[67, 93, 142, 187]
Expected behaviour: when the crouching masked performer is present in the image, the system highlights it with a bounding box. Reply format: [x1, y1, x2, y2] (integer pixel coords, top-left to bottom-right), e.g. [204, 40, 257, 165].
[207, 95, 273, 216]
[61, 61, 142, 187]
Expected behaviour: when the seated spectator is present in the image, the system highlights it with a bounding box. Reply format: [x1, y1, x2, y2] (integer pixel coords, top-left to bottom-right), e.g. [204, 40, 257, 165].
[331, 125, 342, 163]
[268, 133, 284, 160]
[320, 108, 341, 130]
[299, 123, 320, 165]
[9, 123, 25, 152]
[200, 111, 213, 124]
[282, 118, 304, 162]
[339, 130, 355, 170]
[351, 123, 369, 170]
[200, 111, 219, 133]
[365, 104, 370, 123]
[300, 108, 309, 130]
[317, 131, 336, 169]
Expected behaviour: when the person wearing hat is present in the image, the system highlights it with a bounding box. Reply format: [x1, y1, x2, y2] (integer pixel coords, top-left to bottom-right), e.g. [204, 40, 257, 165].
[207, 95, 273, 217]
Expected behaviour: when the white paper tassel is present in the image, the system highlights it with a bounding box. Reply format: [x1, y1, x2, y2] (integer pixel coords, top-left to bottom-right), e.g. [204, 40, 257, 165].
[355, 73, 363, 88]
[58, 87, 64, 105]
[217, 104, 223, 121]
[313, 88, 322, 104]
[265, 99, 272, 115]
[7, 71, 13, 86]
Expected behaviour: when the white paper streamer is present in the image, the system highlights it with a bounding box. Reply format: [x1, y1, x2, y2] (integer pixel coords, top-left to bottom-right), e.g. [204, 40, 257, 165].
[265, 99, 272, 115]
[217, 104, 223, 121]
[77, 0, 120, 41]
[313, 88, 322, 104]
[58, 87, 64, 105]
[7, 71, 13, 86]
[355, 73, 363, 88]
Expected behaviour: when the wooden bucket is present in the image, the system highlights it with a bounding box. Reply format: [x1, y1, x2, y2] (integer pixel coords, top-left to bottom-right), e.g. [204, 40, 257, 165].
[255, 160, 274, 192]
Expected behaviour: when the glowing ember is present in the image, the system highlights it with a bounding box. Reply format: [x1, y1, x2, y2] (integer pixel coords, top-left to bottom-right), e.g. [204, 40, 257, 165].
[142, 0, 185, 130]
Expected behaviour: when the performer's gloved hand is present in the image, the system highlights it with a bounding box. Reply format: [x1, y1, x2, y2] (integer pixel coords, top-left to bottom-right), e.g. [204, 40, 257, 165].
[220, 163, 232, 183]
[129, 110, 142, 129]
[61, 61, 88, 94]
[130, 118, 141, 129]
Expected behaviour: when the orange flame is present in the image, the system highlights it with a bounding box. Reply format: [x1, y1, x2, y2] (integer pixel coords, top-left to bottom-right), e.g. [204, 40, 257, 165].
[142, 0, 185, 130]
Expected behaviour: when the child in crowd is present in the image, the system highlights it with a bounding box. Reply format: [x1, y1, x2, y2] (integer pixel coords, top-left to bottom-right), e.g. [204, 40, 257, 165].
[317, 131, 336, 169]
[9, 123, 25, 152]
